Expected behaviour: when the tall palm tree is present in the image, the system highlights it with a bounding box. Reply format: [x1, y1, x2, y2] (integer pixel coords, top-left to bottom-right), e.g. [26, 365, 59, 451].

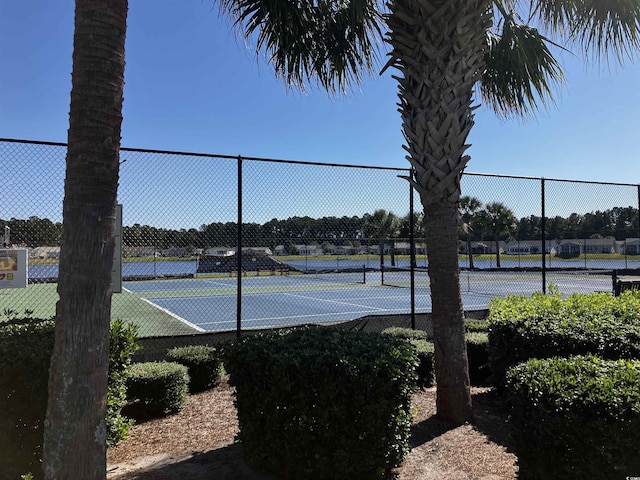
[459, 196, 483, 269]
[481, 202, 518, 268]
[224, 0, 640, 423]
[43, 2, 127, 479]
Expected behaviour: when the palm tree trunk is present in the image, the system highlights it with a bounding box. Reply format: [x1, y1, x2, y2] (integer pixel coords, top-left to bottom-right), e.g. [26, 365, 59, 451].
[425, 201, 472, 421]
[385, 0, 492, 423]
[495, 240, 501, 268]
[43, 1, 127, 479]
[467, 237, 474, 269]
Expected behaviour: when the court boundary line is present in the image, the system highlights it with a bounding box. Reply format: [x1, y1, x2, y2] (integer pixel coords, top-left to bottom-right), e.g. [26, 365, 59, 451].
[141, 298, 206, 332]
[282, 292, 389, 311]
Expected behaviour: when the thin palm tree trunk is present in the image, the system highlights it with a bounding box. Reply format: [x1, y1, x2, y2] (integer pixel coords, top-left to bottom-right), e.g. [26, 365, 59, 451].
[43, 1, 127, 478]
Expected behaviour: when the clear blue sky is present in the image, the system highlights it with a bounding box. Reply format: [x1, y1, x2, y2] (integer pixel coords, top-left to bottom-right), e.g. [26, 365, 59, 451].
[1, 1, 640, 226]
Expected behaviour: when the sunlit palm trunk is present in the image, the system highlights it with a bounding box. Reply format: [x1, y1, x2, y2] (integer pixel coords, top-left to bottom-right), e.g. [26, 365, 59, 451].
[386, 0, 492, 423]
[43, 1, 127, 478]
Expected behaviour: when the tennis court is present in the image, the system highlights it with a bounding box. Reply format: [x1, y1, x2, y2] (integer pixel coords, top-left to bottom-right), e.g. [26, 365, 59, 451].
[121, 269, 612, 334]
[1, 268, 612, 336]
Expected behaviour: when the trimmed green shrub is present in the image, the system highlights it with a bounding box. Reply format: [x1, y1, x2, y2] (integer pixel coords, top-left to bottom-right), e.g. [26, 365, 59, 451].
[127, 362, 189, 416]
[487, 290, 640, 387]
[166, 345, 223, 392]
[466, 332, 490, 386]
[0, 318, 55, 479]
[106, 319, 140, 446]
[506, 355, 640, 480]
[223, 327, 418, 480]
[408, 339, 434, 388]
[381, 326, 429, 341]
[0, 318, 139, 480]
[382, 329, 433, 388]
[464, 318, 489, 333]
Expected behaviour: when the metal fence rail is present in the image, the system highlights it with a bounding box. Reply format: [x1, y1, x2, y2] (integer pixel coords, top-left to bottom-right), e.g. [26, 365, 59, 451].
[2, 138, 639, 341]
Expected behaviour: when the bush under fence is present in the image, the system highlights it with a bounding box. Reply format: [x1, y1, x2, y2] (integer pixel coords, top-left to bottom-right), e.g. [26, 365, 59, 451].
[487, 289, 640, 388]
[223, 327, 418, 480]
[0, 318, 139, 480]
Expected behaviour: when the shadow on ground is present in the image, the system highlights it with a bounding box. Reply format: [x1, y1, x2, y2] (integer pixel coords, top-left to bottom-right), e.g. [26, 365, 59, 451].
[409, 388, 516, 455]
[109, 443, 273, 480]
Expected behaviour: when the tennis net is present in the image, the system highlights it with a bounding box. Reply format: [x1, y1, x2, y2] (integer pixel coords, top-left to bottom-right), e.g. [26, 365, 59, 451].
[381, 266, 613, 297]
[285, 265, 367, 286]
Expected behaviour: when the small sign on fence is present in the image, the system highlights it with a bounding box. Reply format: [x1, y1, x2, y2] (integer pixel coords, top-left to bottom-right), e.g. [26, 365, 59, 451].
[0, 248, 28, 289]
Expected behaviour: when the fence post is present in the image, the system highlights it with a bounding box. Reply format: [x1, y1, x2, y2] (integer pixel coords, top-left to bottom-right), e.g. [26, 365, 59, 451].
[541, 178, 546, 294]
[409, 171, 415, 330]
[237, 156, 243, 338]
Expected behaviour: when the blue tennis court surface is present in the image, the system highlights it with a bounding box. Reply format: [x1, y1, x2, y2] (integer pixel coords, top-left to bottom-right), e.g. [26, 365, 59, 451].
[122, 275, 492, 333]
[122, 270, 611, 333]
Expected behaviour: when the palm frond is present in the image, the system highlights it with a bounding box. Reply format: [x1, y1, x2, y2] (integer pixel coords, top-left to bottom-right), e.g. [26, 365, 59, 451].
[529, 0, 640, 64]
[218, 0, 385, 94]
[480, 14, 565, 118]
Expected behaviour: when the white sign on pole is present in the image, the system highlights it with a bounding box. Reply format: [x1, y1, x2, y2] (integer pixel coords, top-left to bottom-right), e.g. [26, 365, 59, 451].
[0, 248, 28, 288]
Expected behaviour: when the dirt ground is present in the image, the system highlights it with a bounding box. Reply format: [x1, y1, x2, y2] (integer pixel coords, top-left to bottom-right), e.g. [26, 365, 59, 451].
[107, 383, 517, 480]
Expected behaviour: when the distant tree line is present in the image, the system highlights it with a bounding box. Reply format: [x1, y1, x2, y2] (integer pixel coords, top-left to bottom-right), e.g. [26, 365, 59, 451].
[3, 204, 639, 251]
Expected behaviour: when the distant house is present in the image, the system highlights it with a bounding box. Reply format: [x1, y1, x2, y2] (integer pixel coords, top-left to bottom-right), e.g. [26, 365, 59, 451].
[393, 242, 427, 255]
[29, 246, 61, 259]
[124, 246, 156, 257]
[335, 245, 357, 255]
[621, 238, 640, 255]
[504, 240, 557, 255]
[163, 247, 188, 257]
[468, 242, 491, 254]
[275, 244, 323, 256]
[558, 238, 619, 255]
[204, 247, 235, 257]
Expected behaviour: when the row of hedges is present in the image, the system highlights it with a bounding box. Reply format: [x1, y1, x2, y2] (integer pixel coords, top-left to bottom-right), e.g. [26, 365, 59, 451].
[0, 318, 139, 480]
[382, 327, 490, 387]
[487, 289, 640, 387]
[489, 289, 640, 479]
[124, 345, 224, 419]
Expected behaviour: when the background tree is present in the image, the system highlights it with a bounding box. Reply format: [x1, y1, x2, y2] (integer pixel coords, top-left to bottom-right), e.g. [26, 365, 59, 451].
[480, 202, 518, 268]
[459, 196, 482, 269]
[363, 209, 400, 264]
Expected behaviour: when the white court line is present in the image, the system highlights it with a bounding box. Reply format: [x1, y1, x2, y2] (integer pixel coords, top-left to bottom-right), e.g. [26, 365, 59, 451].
[141, 298, 205, 332]
[197, 309, 381, 326]
[282, 292, 390, 311]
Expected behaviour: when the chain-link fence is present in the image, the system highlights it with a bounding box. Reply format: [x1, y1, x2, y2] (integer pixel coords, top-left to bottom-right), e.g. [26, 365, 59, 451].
[2, 138, 639, 347]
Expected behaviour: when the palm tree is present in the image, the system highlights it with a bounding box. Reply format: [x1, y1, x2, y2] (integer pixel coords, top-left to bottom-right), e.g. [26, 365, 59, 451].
[237, 0, 637, 423]
[481, 202, 518, 268]
[459, 196, 483, 269]
[43, 2, 127, 479]
[363, 209, 400, 265]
